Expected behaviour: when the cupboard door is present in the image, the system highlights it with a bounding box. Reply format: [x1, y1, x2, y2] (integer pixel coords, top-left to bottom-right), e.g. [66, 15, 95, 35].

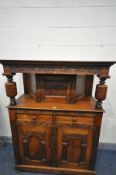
[57, 116, 93, 169]
[16, 114, 51, 166]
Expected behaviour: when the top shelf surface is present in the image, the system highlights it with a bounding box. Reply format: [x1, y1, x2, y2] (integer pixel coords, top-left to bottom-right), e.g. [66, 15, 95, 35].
[8, 95, 104, 113]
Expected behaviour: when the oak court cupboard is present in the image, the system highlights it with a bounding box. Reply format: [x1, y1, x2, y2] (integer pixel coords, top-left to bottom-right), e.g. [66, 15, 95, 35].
[0, 60, 116, 175]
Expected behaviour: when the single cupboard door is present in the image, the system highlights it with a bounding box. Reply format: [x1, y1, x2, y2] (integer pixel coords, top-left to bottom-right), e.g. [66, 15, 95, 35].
[16, 113, 52, 166]
[56, 115, 93, 169]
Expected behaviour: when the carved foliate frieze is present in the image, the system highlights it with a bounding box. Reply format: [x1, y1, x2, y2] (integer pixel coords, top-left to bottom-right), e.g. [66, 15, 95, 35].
[2, 61, 112, 76]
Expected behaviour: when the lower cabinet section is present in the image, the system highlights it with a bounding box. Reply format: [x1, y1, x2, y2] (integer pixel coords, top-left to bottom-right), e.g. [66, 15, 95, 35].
[9, 109, 102, 175]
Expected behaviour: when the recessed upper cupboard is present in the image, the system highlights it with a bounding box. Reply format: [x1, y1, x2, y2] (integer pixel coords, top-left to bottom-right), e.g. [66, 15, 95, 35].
[28, 74, 93, 103]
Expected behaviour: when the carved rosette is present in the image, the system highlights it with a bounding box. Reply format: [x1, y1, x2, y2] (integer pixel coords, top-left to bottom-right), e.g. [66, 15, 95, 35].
[3, 73, 17, 105]
[95, 75, 109, 109]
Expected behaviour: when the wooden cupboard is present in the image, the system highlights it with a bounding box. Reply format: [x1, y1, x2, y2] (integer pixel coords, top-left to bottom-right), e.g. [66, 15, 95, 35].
[0, 60, 115, 175]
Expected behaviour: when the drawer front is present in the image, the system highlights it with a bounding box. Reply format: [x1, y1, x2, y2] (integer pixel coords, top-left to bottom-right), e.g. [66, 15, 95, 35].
[16, 112, 94, 128]
[56, 115, 94, 125]
[16, 113, 52, 123]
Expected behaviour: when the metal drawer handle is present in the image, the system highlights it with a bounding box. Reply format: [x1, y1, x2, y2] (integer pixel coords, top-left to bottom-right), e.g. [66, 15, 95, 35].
[32, 115, 37, 120]
[72, 118, 76, 123]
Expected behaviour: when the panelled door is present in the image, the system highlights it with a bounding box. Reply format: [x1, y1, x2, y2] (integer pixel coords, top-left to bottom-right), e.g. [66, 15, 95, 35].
[16, 113, 52, 166]
[56, 115, 94, 169]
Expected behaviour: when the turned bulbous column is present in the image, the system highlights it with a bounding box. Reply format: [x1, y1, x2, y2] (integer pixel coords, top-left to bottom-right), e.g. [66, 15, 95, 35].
[3, 73, 17, 105]
[95, 75, 109, 109]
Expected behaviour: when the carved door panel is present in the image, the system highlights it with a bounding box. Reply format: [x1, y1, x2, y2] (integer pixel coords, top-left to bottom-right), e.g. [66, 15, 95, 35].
[16, 113, 51, 166]
[57, 116, 93, 169]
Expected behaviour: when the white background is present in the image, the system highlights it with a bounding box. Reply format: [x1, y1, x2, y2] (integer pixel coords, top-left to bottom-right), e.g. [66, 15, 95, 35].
[0, 0, 116, 144]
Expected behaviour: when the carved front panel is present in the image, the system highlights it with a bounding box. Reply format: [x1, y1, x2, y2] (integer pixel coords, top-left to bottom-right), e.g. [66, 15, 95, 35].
[57, 116, 93, 169]
[17, 114, 51, 166]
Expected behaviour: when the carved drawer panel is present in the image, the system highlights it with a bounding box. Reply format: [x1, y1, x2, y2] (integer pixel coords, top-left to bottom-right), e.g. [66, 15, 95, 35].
[56, 115, 94, 129]
[56, 116, 94, 124]
[16, 113, 52, 125]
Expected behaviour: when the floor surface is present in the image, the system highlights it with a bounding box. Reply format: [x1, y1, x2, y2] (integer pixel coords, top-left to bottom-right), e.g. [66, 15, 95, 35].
[0, 142, 116, 175]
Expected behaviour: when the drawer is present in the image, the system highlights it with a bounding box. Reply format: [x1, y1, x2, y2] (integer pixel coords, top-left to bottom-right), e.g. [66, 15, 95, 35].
[16, 113, 52, 123]
[56, 115, 94, 125]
